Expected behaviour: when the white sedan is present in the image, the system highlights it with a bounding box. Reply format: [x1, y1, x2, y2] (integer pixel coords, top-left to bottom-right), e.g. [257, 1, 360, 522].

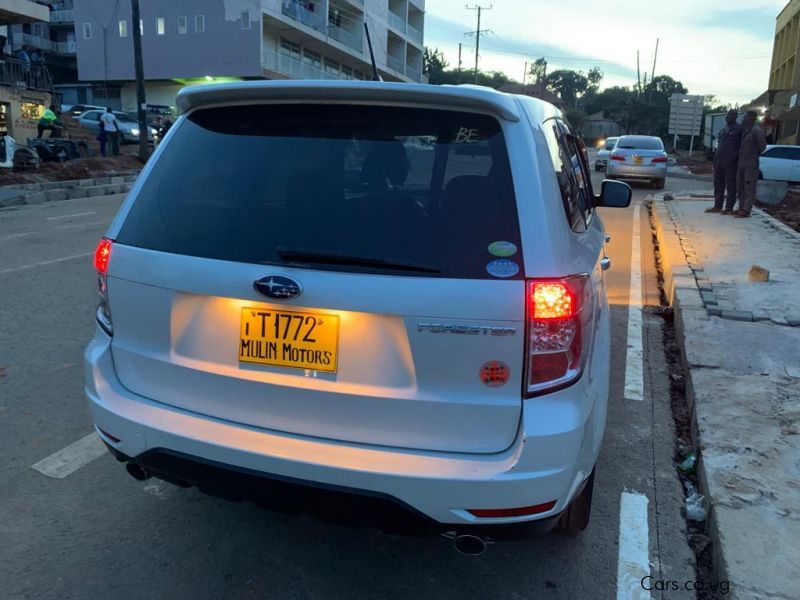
[759, 145, 800, 183]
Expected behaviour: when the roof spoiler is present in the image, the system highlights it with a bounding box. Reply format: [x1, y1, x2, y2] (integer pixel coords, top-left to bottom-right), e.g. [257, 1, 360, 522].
[176, 81, 520, 122]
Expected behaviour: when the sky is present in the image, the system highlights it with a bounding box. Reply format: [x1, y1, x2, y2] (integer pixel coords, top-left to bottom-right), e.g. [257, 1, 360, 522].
[423, 0, 790, 106]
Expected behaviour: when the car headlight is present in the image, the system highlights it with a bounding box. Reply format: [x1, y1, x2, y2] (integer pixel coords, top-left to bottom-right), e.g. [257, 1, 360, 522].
[131, 128, 140, 136]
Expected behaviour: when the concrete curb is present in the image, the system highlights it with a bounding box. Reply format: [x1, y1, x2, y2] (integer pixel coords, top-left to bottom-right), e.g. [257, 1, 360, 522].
[0, 173, 138, 208]
[667, 169, 713, 183]
[650, 194, 800, 600]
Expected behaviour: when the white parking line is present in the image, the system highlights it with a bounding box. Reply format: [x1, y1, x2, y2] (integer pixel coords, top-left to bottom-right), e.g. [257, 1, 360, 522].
[624, 202, 644, 401]
[31, 433, 107, 479]
[616, 491, 650, 600]
[0, 252, 92, 275]
[47, 211, 97, 220]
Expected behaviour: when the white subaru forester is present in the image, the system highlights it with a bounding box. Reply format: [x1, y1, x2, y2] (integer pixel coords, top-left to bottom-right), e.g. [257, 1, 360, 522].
[85, 81, 630, 550]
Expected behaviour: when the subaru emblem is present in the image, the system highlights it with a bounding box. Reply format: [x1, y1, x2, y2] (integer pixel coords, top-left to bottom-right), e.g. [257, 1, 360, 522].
[253, 275, 302, 300]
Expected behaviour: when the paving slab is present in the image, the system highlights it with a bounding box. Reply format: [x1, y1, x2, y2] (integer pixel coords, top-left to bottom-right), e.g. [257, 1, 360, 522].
[652, 193, 800, 599]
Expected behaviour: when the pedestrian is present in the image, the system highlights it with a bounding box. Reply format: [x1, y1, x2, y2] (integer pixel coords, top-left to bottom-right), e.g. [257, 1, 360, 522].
[734, 111, 766, 218]
[37, 105, 63, 138]
[152, 115, 163, 148]
[706, 109, 742, 215]
[97, 126, 107, 157]
[101, 107, 121, 156]
[765, 132, 775, 145]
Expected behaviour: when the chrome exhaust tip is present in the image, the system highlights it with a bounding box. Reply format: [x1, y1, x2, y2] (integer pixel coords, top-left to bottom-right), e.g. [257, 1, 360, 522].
[453, 534, 487, 556]
[125, 462, 151, 481]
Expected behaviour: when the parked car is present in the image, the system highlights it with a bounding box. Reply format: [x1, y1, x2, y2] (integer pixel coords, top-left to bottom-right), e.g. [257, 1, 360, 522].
[146, 104, 175, 126]
[605, 134, 668, 189]
[594, 136, 619, 171]
[77, 110, 156, 143]
[65, 104, 106, 118]
[759, 145, 800, 183]
[85, 81, 631, 548]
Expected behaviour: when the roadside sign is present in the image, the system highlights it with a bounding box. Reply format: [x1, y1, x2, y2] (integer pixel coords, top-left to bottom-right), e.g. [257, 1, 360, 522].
[668, 94, 704, 136]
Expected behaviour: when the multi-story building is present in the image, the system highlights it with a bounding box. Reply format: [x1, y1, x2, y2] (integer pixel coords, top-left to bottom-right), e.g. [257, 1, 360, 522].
[74, 0, 425, 113]
[0, 1, 58, 143]
[750, 0, 800, 143]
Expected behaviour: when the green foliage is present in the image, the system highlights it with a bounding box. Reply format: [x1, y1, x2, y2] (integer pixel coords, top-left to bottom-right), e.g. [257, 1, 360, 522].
[423, 46, 517, 89]
[544, 67, 603, 108]
[585, 75, 690, 139]
[529, 58, 548, 84]
[423, 47, 449, 79]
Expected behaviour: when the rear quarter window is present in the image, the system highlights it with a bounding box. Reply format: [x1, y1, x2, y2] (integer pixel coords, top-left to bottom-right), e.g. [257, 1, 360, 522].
[115, 104, 524, 279]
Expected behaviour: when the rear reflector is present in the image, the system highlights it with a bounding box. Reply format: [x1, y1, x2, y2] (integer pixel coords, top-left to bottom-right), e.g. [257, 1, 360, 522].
[98, 427, 120, 443]
[468, 500, 557, 518]
[93, 238, 113, 274]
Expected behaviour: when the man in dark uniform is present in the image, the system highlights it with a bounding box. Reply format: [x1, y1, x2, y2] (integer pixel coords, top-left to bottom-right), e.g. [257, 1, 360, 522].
[706, 109, 742, 214]
[735, 111, 767, 218]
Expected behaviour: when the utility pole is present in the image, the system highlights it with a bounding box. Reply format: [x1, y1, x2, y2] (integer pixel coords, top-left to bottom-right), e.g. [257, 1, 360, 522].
[648, 38, 659, 103]
[465, 5, 491, 84]
[636, 50, 641, 96]
[523, 61, 527, 85]
[131, 0, 148, 162]
[457, 43, 463, 83]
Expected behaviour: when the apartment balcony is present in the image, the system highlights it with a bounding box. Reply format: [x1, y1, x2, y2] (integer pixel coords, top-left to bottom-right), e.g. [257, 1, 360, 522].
[0, 57, 53, 94]
[49, 9, 75, 24]
[407, 23, 423, 45]
[328, 23, 363, 53]
[281, 0, 326, 34]
[388, 10, 406, 34]
[386, 54, 404, 74]
[263, 46, 354, 81]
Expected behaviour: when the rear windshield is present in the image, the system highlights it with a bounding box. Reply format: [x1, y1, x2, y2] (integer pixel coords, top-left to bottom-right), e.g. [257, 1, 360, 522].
[604, 139, 618, 150]
[616, 136, 664, 150]
[116, 104, 523, 279]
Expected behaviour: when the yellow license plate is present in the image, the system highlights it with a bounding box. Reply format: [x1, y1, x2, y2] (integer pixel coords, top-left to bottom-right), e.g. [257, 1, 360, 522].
[633, 156, 643, 165]
[239, 308, 339, 372]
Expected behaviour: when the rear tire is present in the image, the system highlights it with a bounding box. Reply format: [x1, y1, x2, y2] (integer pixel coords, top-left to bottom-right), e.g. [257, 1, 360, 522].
[555, 468, 595, 532]
[654, 178, 665, 190]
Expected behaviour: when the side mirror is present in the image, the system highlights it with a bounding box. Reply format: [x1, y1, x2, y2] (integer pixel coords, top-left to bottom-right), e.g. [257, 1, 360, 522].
[596, 179, 632, 208]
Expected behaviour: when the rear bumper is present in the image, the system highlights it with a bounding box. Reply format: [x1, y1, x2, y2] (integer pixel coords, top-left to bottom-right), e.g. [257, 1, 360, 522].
[606, 162, 667, 179]
[85, 327, 607, 530]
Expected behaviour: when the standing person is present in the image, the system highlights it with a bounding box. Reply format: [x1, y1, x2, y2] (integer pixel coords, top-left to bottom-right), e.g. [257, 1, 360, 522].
[734, 111, 767, 218]
[97, 126, 107, 157]
[101, 107, 121, 156]
[706, 109, 742, 214]
[37, 105, 63, 138]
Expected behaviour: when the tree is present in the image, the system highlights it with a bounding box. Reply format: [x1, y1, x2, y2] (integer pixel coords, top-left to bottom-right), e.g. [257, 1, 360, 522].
[544, 68, 604, 109]
[423, 47, 449, 82]
[529, 57, 548, 84]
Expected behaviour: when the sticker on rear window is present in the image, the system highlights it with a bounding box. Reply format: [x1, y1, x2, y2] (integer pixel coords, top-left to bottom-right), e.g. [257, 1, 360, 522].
[486, 259, 519, 278]
[488, 241, 518, 257]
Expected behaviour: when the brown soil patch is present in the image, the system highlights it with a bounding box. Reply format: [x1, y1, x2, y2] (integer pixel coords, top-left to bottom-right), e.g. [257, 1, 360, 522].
[675, 151, 714, 175]
[757, 191, 800, 233]
[0, 155, 142, 186]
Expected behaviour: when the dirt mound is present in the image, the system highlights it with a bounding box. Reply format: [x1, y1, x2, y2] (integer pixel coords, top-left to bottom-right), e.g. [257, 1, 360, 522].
[0, 155, 142, 186]
[757, 191, 800, 232]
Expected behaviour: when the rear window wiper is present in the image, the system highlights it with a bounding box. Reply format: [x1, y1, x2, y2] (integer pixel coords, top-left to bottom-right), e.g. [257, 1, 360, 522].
[275, 247, 442, 274]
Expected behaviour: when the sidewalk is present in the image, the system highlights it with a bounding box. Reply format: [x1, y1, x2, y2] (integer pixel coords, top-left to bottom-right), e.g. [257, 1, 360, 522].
[652, 194, 800, 599]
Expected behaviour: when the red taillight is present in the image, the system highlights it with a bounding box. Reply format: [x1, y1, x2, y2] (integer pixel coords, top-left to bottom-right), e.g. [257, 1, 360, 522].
[93, 238, 114, 335]
[651, 156, 668, 163]
[610, 154, 626, 161]
[525, 276, 592, 396]
[468, 501, 557, 518]
[532, 282, 575, 319]
[93, 238, 112, 274]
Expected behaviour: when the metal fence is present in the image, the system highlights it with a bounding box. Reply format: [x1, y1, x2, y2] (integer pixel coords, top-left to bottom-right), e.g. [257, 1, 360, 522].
[0, 57, 52, 94]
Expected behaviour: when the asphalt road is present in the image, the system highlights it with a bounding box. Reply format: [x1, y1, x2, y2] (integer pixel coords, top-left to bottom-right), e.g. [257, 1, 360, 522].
[0, 161, 712, 599]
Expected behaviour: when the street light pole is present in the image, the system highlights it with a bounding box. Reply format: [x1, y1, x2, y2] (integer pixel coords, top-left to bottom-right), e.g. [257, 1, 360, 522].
[131, 0, 148, 162]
